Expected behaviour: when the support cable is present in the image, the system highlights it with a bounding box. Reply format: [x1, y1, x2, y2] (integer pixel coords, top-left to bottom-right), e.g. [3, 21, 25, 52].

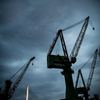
[80, 53, 94, 70]
[29, 88, 40, 100]
[9, 61, 28, 80]
[62, 19, 85, 31]
[90, 18, 95, 30]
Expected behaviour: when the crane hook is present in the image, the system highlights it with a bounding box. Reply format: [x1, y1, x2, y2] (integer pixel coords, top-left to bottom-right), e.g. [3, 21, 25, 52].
[93, 27, 95, 30]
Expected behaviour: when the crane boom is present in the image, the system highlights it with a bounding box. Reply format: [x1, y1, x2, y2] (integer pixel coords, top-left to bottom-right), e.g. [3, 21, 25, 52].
[70, 16, 90, 59]
[87, 49, 98, 91]
[9, 57, 35, 98]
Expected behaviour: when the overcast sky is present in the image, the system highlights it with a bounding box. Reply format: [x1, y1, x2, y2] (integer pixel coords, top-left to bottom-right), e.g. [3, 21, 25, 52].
[0, 0, 100, 100]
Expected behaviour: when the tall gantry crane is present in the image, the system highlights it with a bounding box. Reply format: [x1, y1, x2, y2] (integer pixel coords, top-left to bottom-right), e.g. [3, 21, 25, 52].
[47, 16, 94, 100]
[75, 49, 98, 100]
[0, 57, 35, 100]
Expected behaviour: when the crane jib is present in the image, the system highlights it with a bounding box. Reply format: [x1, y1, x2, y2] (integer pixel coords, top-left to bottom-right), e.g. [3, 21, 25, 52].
[70, 16, 89, 59]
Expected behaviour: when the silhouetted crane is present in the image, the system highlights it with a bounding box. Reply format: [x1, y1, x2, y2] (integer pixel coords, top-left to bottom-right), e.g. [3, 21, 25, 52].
[47, 16, 94, 100]
[0, 57, 35, 100]
[75, 49, 99, 100]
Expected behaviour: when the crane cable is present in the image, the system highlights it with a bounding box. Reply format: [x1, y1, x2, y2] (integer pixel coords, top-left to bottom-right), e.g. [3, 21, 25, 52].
[62, 17, 95, 31]
[0, 62, 28, 91]
[9, 61, 29, 80]
[62, 18, 85, 31]
[90, 18, 95, 30]
[80, 53, 94, 70]
[29, 88, 40, 100]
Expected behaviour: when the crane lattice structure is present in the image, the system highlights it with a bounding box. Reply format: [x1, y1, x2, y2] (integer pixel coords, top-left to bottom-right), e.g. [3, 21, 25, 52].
[47, 16, 94, 100]
[75, 49, 99, 100]
[0, 57, 35, 100]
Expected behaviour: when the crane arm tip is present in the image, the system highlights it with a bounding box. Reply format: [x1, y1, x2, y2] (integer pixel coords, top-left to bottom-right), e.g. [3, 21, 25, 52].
[30, 57, 35, 60]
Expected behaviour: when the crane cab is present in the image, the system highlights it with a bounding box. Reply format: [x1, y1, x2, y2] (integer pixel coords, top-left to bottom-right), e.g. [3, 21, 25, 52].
[47, 55, 71, 69]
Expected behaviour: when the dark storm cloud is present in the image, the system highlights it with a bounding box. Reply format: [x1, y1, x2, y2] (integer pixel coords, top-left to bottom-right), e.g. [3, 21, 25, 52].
[0, 0, 100, 100]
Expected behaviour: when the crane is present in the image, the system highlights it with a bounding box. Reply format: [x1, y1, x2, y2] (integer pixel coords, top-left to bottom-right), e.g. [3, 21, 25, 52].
[75, 49, 98, 100]
[0, 56, 35, 100]
[47, 16, 94, 100]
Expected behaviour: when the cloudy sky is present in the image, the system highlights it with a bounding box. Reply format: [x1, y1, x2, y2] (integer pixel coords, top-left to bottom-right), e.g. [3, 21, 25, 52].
[0, 0, 100, 100]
